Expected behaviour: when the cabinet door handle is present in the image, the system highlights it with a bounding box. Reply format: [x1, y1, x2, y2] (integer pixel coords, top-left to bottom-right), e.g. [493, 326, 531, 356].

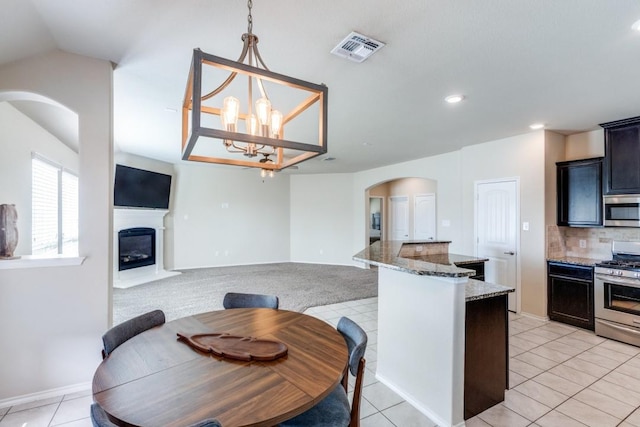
[504, 251, 515, 255]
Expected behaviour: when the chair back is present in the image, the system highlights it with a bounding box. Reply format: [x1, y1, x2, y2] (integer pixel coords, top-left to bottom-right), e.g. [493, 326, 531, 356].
[91, 403, 222, 427]
[189, 419, 223, 427]
[223, 292, 279, 309]
[90, 403, 118, 427]
[102, 309, 165, 358]
[337, 316, 368, 427]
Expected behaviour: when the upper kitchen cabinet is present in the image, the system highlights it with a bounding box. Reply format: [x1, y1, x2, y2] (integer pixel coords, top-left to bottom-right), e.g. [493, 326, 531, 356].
[557, 157, 603, 227]
[601, 116, 640, 195]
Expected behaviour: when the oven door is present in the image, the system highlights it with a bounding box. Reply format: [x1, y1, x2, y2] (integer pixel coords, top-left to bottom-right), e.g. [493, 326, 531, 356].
[595, 274, 640, 345]
[604, 195, 640, 227]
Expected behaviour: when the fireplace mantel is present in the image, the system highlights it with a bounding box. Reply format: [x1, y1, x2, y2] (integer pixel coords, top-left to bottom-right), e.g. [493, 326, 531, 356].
[113, 208, 180, 288]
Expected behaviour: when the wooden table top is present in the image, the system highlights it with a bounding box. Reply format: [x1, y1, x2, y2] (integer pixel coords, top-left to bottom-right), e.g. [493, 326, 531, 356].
[92, 309, 348, 427]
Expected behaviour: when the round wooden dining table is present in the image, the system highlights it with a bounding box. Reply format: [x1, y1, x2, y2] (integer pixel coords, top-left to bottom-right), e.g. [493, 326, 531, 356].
[92, 308, 348, 427]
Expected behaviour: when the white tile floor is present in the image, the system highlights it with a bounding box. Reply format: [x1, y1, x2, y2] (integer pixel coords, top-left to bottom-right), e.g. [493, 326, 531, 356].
[3, 297, 640, 426]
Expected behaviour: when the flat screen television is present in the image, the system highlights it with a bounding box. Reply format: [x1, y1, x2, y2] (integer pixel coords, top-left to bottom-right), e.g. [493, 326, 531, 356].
[114, 164, 172, 209]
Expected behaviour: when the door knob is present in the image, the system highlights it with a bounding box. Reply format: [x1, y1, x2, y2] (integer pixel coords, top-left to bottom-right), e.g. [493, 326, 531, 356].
[504, 251, 515, 255]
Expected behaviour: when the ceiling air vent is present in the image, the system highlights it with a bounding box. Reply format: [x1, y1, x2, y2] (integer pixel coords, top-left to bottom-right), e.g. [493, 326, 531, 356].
[331, 32, 385, 63]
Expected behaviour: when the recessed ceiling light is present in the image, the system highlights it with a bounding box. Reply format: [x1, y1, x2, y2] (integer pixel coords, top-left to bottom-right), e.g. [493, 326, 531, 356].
[632, 19, 640, 32]
[164, 107, 177, 113]
[445, 94, 465, 104]
[322, 157, 336, 161]
[529, 123, 545, 130]
[362, 142, 372, 146]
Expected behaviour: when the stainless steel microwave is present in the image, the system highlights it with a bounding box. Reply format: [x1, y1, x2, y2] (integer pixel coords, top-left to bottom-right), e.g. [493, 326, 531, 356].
[604, 195, 640, 227]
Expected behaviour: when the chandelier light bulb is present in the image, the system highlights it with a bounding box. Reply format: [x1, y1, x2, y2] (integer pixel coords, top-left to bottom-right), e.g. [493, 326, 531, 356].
[255, 97, 272, 126]
[271, 110, 283, 138]
[269, 170, 275, 178]
[632, 19, 640, 32]
[246, 114, 259, 136]
[260, 169, 267, 178]
[222, 96, 240, 131]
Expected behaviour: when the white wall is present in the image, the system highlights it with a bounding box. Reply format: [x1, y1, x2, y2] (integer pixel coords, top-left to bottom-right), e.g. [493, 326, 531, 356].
[0, 50, 112, 401]
[290, 174, 355, 265]
[171, 163, 291, 269]
[460, 131, 550, 316]
[565, 129, 604, 160]
[289, 133, 558, 317]
[353, 151, 465, 255]
[0, 102, 79, 255]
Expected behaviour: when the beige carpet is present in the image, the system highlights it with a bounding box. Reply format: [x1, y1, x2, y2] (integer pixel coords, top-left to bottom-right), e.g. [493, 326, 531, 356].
[113, 262, 378, 325]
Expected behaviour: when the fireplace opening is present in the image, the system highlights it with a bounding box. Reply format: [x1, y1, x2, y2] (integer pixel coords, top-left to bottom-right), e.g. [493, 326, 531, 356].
[118, 227, 156, 271]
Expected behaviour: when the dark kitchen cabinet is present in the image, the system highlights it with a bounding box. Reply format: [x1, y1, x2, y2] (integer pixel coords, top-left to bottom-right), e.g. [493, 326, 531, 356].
[463, 261, 485, 281]
[556, 158, 603, 227]
[547, 261, 594, 330]
[601, 116, 640, 195]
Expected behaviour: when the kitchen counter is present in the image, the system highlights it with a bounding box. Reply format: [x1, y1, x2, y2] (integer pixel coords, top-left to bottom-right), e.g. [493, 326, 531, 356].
[353, 240, 478, 277]
[353, 240, 511, 426]
[354, 241, 513, 301]
[547, 256, 602, 267]
[466, 279, 514, 302]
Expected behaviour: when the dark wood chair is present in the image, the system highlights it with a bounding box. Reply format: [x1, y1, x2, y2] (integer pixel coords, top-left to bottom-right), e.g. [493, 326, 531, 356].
[222, 292, 279, 309]
[90, 403, 222, 426]
[101, 309, 165, 358]
[279, 316, 367, 427]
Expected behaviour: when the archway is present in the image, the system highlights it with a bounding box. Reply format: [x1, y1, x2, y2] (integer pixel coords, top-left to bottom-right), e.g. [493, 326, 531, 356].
[365, 177, 438, 246]
[0, 91, 79, 256]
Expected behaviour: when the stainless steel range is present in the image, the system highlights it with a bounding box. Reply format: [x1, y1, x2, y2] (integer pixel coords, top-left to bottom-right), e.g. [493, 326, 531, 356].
[595, 241, 640, 347]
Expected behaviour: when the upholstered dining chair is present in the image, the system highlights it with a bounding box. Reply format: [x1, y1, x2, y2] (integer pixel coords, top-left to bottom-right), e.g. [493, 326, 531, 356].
[222, 292, 279, 309]
[90, 403, 222, 427]
[279, 316, 368, 427]
[101, 309, 166, 359]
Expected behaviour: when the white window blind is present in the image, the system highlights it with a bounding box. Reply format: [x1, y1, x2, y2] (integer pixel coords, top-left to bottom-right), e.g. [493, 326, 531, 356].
[31, 155, 78, 256]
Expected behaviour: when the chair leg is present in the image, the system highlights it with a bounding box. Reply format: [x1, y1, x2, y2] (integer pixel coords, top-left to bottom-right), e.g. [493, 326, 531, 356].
[342, 367, 349, 393]
[349, 357, 366, 427]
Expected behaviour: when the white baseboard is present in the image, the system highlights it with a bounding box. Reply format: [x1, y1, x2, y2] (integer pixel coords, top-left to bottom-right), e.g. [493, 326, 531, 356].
[113, 269, 181, 289]
[0, 382, 91, 409]
[519, 311, 549, 322]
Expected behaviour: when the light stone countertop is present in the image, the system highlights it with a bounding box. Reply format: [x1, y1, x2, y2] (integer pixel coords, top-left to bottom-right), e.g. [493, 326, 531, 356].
[353, 240, 477, 278]
[353, 240, 515, 301]
[465, 279, 514, 302]
[547, 256, 602, 267]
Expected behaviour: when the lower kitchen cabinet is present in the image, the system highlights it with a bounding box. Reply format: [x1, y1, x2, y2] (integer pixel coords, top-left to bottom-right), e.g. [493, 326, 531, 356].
[547, 261, 594, 330]
[456, 261, 485, 281]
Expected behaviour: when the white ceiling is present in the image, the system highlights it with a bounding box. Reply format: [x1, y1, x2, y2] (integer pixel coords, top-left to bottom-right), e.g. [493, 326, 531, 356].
[2, 0, 640, 173]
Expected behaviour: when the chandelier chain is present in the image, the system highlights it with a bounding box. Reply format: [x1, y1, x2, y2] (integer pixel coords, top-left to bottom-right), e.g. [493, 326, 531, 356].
[247, 0, 253, 34]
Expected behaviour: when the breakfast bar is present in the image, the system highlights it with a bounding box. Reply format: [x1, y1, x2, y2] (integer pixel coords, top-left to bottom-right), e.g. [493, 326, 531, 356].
[353, 241, 513, 427]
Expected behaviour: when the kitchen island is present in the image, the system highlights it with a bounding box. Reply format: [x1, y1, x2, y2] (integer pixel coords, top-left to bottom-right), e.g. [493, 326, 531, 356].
[353, 240, 513, 427]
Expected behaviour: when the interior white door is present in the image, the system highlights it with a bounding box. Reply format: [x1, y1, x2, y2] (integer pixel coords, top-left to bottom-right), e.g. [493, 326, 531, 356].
[390, 196, 409, 241]
[414, 194, 436, 240]
[476, 180, 518, 311]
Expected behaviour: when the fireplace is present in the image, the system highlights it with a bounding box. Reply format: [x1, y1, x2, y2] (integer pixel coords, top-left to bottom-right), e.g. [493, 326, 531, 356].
[113, 208, 180, 288]
[118, 227, 156, 271]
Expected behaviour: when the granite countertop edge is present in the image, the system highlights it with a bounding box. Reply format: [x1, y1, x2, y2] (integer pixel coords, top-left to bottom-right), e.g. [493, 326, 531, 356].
[353, 241, 515, 301]
[465, 279, 515, 302]
[546, 256, 602, 267]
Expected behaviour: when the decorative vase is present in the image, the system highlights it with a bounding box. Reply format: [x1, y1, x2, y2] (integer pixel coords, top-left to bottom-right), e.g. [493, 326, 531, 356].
[0, 204, 18, 259]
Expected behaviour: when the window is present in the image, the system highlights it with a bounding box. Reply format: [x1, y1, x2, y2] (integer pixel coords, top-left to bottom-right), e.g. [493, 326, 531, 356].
[31, 155, 78, 255]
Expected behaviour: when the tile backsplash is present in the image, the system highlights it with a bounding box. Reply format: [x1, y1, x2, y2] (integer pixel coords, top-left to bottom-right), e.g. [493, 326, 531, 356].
[547, 225, 640, 260]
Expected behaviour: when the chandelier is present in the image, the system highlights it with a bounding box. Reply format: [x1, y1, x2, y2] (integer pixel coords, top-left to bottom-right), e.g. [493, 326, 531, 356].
[182, 0, 328, 175]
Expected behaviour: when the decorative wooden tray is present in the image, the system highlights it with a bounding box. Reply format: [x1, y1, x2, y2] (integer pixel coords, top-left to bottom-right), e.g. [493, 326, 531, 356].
[177, 332, 288, 361]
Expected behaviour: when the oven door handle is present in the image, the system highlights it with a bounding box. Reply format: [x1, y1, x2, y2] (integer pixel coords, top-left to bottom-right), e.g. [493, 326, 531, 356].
[597, 318, 640, 335]
[595, 274, 640, 289]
